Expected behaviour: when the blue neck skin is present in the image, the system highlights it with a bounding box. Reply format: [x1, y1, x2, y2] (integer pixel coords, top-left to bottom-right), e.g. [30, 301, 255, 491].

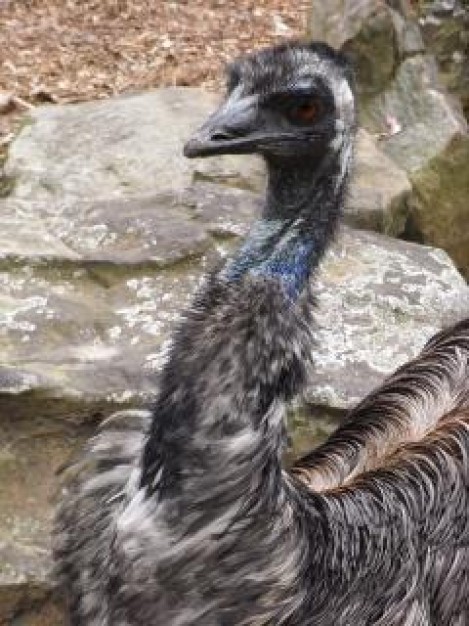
[222, 219, 316, 301]
[221, 154, 345, 302]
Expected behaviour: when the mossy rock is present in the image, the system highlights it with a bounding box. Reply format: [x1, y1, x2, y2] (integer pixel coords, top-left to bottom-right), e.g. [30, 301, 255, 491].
[407, 133, 469, 276]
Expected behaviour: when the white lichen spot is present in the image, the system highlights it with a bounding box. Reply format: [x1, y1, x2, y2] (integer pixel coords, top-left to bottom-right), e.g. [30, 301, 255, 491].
[60, 224, 118, 251]
[0, 294, 47, 332]
[108, 326, 123, 340]
[107, 389, 135, 403]
[73, 342, 120, 362]
[144, 339, 173, 370]
[214, 243, 230, 258]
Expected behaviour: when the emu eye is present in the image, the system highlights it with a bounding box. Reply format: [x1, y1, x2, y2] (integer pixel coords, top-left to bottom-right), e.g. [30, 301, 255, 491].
[289, 99, 322, 124]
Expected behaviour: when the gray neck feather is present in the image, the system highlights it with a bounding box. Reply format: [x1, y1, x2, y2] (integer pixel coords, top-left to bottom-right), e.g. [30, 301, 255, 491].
[142, 138, 353, 497]
[222, 143, 351, 299]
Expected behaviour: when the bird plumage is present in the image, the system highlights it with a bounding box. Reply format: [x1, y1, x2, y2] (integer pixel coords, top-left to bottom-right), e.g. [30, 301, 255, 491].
[54, 41, 469, 625]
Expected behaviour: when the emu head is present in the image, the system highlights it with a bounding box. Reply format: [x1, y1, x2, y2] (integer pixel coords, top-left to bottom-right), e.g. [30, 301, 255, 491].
[184, 41, 356, 164]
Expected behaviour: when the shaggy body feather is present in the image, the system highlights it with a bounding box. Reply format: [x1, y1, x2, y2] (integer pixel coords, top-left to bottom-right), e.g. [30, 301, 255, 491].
[55, 315, 469, 625]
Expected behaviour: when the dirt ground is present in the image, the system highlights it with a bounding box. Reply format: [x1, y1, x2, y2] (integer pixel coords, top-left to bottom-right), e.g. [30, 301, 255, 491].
[0, 0, 310, 160]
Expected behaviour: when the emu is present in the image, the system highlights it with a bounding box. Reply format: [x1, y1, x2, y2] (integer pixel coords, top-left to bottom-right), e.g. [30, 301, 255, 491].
[54, 42, 469, 625]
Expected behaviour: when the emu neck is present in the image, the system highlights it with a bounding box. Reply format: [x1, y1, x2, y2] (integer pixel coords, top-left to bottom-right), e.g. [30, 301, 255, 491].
[223, 152, 347, 300]
[141, 147, 350, 507]
[264, 156, 335, 218]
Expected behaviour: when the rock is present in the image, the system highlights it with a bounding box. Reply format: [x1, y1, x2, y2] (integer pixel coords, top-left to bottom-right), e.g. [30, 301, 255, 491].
[4, 88, 264, 201]
[0, 186, 466, 420]
[0, 597, 64, 626]
[0, 184, 262, 421]
[0, 410, 85, 625]
[308, 0, 424, 72]
[3, 94, 410, 242]
[308, 1, 421, 99]
[346, 129, 411, 235]
[361, 55, 464, 168]
[308, 0, 384, 50]
[0, 202, 79, 261]
[342, 4, 399, 99]
[0, 185, 260, 267]
[0, 252, 201, 416]
[363, 55, 469, 276]
[392, 8, 426, 56]
[286, 405, 341, 464]
[180, 183, 261, 238]
[193, 150, 266, 193]
[309, 226, 469, 409]
[406, 133, 469, 274]
[308, 0, 469, 276]
[418, 0, 469, 119]
[0, 185, 262, 420]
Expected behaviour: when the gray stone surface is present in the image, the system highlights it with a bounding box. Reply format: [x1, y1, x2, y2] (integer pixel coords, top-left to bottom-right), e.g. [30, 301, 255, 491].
[308, 0, 382, 50]
[418, 0, 469, 119]
[5, 88, 265, 201]
[0, 185, 260, 266]
[365, 55, 469, 277]
[308, 0, 469, 276]
[406, 132, 469, 277]
[4, 90, 410, 242]
[0, 410, 82, 625]
[361, 55, 465, 170]
[310, 226, 469, 409]
[346, 129, 411, 235]
[0, 187, 466, 418]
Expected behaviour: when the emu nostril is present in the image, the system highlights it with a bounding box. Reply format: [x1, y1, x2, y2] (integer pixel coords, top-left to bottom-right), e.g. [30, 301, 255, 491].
[211, 129, 236, 142]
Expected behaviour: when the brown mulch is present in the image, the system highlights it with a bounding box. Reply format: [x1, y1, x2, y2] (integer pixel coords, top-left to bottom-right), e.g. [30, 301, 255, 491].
[0, 0, 310, 161]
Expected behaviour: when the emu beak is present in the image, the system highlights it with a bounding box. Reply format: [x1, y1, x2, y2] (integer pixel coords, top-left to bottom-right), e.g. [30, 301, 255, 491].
[184, 94, 261, 158]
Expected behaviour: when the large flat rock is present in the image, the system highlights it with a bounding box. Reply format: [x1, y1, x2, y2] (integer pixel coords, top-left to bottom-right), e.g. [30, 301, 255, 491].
[4, 88, 265, 201]
[311, 227, 469, 408]
[4, 89, 410, 239]
[0, 185, 259, 265]
[0, 410, 85, 625]
[0, 186, 466, 418]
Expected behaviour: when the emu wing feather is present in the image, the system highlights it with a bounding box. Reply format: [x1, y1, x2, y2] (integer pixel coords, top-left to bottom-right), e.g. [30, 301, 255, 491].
[293, 319, 469, 624]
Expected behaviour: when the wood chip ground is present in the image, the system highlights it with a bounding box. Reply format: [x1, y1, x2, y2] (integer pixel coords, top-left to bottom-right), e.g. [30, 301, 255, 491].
[0, 0, 310, 161]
